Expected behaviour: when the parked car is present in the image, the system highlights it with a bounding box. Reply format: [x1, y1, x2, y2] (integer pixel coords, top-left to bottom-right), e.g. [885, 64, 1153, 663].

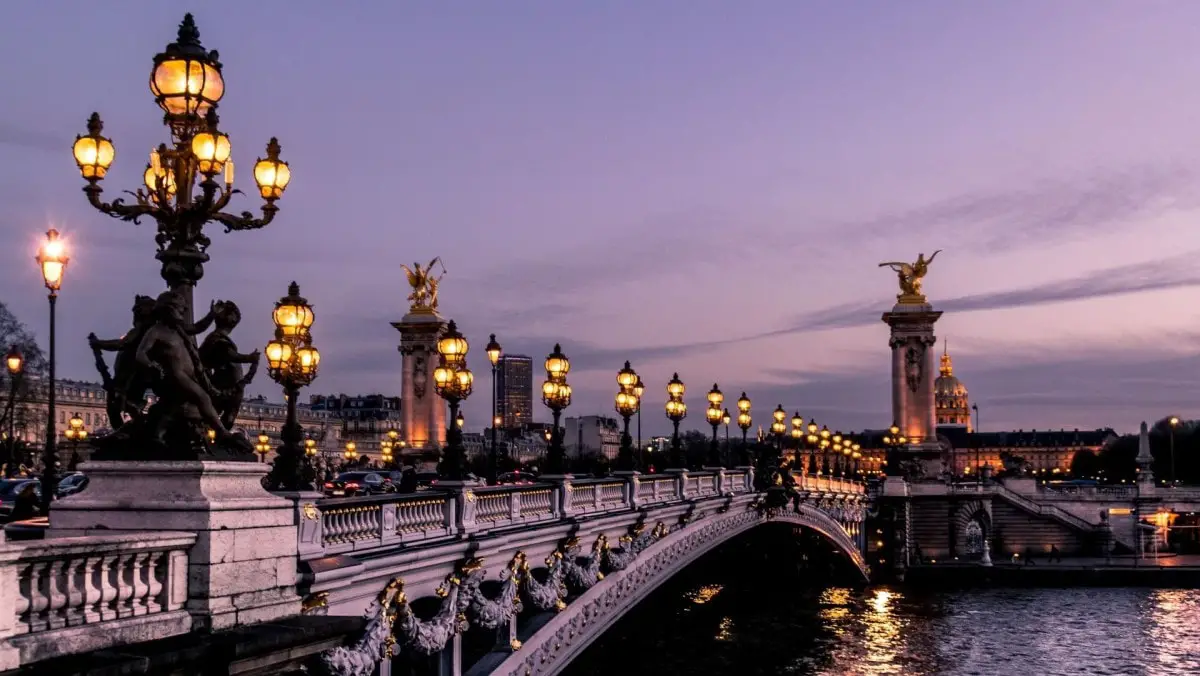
[322, 471, 392, 497]
[56, 473, 88, 498]
[496, 471, 538, 486]
[0, 480, 41, 520]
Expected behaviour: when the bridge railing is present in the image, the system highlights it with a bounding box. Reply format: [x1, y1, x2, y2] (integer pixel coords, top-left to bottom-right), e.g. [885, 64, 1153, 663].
[304, 468, 860, 559]
[0, 531, 196, 668]
[791, 472, 867, 496]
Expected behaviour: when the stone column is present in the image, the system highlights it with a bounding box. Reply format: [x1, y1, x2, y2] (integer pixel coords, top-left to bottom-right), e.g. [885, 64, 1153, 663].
[392, 311, 448, 452]
[882, 302, 942, 480]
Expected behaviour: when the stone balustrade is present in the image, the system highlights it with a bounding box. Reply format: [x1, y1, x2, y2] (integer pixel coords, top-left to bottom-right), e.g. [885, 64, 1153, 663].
[0, 531, 195, 669]
[299, 469, 866, 562]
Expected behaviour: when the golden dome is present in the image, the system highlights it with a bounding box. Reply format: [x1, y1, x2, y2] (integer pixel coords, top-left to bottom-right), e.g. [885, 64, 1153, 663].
[934, 338, 971, 428]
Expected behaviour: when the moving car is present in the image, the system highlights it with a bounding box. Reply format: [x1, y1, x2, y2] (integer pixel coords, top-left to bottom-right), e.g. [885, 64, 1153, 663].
[56, 473, 88, 498]
[0, 480, 41, 520]
[322, 471, 392, 497]
[496, 471, 539, 486]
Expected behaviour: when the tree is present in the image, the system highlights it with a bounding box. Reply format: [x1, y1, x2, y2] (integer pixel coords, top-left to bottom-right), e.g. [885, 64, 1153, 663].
[1069, 449, 1101, 480]
[0, 300, 48, 422]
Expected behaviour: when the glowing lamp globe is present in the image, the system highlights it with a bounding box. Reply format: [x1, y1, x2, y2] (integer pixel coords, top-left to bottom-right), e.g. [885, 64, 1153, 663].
[72, 114, 115, 180]
[253, 138, 291, 199]
[737, 392, 751, 414]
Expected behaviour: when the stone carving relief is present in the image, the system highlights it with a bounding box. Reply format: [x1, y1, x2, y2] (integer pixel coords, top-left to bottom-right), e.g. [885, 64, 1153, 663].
[412, 354, 427, 399]
[905, 342, 925, 393]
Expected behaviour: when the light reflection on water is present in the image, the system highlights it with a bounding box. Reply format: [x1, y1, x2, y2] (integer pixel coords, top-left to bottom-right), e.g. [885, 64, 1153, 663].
[566, 583, 1200, 676]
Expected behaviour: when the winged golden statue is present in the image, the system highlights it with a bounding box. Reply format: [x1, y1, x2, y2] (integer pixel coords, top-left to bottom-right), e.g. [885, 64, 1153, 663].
[400, 257, 447, 312]
[879, 250, 941, 301]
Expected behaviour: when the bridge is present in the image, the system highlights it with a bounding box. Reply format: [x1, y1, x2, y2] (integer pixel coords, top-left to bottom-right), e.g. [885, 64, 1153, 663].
[302, 469, 867, 676]
[0, 467, 866, 675]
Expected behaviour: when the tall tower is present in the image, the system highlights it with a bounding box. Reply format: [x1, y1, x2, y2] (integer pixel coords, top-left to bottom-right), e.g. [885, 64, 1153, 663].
[496, 355, 534, 428]
[880, 252, 943, 476]
[391, 261, 449, 450]
[934, 339, 971, 430]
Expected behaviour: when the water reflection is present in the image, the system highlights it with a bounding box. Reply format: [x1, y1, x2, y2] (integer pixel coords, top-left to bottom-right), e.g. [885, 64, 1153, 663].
[566, 581, 1200, 676]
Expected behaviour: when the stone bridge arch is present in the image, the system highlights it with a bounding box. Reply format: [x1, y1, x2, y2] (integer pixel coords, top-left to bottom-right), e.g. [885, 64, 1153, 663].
[482, 503, 867, 676]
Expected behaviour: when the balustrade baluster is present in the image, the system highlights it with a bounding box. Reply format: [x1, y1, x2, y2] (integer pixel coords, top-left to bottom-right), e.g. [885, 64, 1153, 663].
[45, 560, 68, 629]
[81, 556, 103, 624]
[64, 557, 88, 626]
[146, 551, 166, 613]
[129, 552, 150, 616]
[115, 553, 135, 618]
[98, 555, 119, 621]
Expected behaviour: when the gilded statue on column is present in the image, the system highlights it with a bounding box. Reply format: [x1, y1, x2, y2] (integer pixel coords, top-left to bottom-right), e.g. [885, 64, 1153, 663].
[400, 257, 447, 313]
[879, 250, 941, 303]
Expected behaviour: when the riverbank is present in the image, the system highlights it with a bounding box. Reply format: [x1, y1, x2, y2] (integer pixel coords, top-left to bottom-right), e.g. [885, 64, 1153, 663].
[903, 555, 1200, 588]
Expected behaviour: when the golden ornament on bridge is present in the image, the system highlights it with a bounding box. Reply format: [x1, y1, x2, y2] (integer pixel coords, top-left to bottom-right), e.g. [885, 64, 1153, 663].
[400, 257, 447, 313]
[879, 250, 941, 303]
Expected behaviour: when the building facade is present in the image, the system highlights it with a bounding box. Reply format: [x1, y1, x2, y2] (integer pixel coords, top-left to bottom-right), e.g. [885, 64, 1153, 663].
[564, 415, 621, 461]
[309, 393, 402, 462]
[934, 341, 971, 429]
[495, 355, 534, 428]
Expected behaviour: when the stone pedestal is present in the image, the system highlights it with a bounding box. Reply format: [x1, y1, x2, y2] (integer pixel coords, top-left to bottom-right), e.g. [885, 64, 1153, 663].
[49, 461, 302, 632]
[392, 311, 449, 451]
[882, 301, 943, 478]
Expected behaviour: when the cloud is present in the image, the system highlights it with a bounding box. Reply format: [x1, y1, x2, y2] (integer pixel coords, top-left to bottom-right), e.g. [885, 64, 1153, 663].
[840, 163, 1198, 250]
[775, 249, 1200, 334]
[0, 123, 63, 153]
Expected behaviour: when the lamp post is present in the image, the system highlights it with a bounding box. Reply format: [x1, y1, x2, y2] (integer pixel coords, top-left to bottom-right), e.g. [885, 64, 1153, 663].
[63, 413, 88, 470]
[343, 441, 358, 469]
[736, 393, 752, 466]
[433, 320, 474, 481]
[4, 346, 22, 478]
[705, 384, 724, 468]
[380, 437, 394, 468]
[72, 14, 292, 332]
[36, 229, 68, 513]
[805, 421, 819, 474]
[633, 376, 645, 456]
[882, 423, 906, 478]
[770, 405, 786, 454]
[722, 408, 731, 467]
[263, 282, 320, 491]
[1169, 416, 1180, 485]
[486, 334, 502, 484]
[790, 413, 804, 471]
[819, 426, 832, 474]
[614, 361, 640, 472]
[665, 373, 687, 469]
[540, 345, 572, 475]
[255, 433, 271, 463]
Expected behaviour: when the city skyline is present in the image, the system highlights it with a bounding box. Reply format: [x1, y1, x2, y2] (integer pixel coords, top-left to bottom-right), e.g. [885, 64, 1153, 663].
[4, 2, 1200, 436]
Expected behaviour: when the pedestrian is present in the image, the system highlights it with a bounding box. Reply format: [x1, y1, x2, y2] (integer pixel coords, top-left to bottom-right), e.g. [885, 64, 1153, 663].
[1023, 546, 1037, 566]
[10, 483, 39, 522]
[1050, 544, 1061, 563]
[398, 465, 418, 493]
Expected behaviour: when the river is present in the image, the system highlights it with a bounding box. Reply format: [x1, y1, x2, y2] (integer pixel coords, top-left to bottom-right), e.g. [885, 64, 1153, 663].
[562, 525, 1200, 676]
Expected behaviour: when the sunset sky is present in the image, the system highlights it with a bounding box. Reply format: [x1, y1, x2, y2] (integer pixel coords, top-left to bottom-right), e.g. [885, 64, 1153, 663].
[3, 2, 1200, 436]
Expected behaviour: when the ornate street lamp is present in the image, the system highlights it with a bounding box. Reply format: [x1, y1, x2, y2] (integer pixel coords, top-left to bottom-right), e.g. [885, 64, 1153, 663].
[380, 438, 394, 467]
[304, 437, 317, 458]
[790, 413, 804, 471]
[255, 433, 271, 463]
[4, 346, 22, 477]
[541, 344, 571, 475]
[486, 334, 502, 484]
[633, 376, 645, 454]
[722, 408, 731, 467]
[1169, 416, 1180, 485]
[36, 229, 69, 512]
[771, 405, 786, 451]
[736, 392, 752, 466]
[63, 413, 88, 469]
[615, 361, 640, 472]
[664, 373, 687, 469]
[343, 441, 358, 464]
[819, 425, 832, 475]
[432, 321, 473, 481]
[705, 384, 724, 467]
[263, 283, 320, 491]
[72, 15, 291, 329]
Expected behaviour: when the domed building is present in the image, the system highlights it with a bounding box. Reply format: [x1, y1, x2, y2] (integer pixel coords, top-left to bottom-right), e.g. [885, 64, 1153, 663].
[934, 340, 971, 430]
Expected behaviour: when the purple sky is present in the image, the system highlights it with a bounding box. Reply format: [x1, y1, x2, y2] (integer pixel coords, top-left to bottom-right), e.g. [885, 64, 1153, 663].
[4, 2, 1200, 437]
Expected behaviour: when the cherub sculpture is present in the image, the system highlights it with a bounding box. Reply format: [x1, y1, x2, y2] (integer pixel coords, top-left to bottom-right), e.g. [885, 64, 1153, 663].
[400, 257, 446, 311]
[89, 295, 214, 430]
[199, 300, 260, 429]
[879, 250, 941, 299]
[133, 290, 246, 452]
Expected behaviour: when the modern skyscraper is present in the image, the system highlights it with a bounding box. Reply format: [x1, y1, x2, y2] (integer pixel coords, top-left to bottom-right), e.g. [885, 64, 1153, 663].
[496, 355, 533, 428]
